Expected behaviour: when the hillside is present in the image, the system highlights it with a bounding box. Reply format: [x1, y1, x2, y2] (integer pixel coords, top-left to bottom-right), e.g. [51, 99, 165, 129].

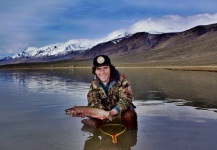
[1, 23, 217, 68]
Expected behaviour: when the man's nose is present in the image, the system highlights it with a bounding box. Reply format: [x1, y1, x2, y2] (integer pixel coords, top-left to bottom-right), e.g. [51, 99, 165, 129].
[101, 68, 105, 73]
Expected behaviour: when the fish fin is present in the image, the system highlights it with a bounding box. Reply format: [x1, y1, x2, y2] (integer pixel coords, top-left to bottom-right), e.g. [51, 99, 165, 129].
[107, 115, 112, 121]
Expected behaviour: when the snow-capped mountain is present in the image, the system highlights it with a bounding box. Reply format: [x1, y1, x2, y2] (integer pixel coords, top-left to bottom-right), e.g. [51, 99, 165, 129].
[1, 23, 217, 67]
[8, 32, 132, 60]
[2, 13, 217, 65]
[0, 30, 134, 65]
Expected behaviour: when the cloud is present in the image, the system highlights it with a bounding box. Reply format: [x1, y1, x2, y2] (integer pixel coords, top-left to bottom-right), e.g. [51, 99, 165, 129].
[127, 13, 217, 34]
[98, 13, 217, 43]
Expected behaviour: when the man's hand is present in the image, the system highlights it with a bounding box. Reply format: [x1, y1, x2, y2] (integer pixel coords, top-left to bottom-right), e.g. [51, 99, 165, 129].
[109, 109, 119, 116]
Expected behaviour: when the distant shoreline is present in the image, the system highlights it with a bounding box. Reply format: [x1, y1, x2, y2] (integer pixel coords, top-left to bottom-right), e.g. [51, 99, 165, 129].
[164, 66, 217, 72]
[1, 65, 217, 72]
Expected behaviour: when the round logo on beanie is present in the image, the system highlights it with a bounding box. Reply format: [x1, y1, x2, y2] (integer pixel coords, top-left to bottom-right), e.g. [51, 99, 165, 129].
[97, 56, 105, 64]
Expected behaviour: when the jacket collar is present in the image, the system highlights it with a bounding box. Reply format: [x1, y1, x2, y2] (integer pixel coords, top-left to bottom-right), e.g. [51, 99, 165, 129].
[94, 68, 120, 86]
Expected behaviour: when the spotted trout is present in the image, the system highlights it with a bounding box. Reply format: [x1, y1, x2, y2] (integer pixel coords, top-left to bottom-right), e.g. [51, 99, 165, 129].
[65, 106, 112, 121]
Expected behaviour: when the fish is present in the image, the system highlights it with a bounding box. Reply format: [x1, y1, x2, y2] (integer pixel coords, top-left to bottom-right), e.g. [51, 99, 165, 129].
[65, 106, 112, 121]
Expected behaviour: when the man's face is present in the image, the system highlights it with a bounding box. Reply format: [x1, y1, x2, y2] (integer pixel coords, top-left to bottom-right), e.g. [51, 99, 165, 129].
[95, 65, 111, 84]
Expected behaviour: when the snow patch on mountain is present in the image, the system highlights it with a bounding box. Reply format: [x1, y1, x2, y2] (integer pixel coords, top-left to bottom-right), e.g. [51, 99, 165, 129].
[10, 31, 132, 59]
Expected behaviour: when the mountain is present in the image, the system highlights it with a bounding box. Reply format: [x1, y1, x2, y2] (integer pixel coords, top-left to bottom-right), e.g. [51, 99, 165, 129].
[0, 32, 132, 65]
[1, 23, 217, 67]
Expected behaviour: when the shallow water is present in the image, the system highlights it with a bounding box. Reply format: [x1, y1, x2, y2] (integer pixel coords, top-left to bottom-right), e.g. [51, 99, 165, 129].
[0, 68, 217, 150]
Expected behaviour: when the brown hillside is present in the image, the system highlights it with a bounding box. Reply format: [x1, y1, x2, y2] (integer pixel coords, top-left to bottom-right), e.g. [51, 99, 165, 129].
[111, 24, 217, 66]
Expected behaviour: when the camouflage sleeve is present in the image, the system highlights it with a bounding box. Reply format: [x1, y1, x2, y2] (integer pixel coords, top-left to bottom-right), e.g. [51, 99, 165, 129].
[87, 83, 94, 106]
[87, 80, 103, 109]
[87, 82, 96, 107]
[116, 74, 133, 112]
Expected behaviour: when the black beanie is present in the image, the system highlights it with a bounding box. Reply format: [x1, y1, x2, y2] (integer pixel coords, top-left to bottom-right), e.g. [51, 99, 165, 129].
[93, 55, 111, 67]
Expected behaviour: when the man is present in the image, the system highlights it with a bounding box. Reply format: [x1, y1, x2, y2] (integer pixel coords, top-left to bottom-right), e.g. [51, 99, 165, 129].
[72, 55, 137, 129]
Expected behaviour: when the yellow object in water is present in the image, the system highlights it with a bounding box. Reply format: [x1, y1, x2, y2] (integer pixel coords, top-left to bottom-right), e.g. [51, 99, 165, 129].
[99, 124, 126, 143]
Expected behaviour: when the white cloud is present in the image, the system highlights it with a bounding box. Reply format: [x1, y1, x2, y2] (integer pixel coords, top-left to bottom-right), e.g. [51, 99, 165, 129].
[127, 13, 217, 34]
[96, 13, 217, 44]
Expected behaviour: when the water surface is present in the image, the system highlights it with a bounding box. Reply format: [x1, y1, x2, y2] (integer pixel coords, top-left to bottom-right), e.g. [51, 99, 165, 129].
[0, 68, 217, 150]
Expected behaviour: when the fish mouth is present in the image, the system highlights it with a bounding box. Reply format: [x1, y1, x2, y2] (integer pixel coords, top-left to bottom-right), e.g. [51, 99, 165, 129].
[64, 109, 71, 115]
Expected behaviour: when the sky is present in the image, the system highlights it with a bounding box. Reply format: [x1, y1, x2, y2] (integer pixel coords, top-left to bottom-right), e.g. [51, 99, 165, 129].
[1, 0, 217, 58]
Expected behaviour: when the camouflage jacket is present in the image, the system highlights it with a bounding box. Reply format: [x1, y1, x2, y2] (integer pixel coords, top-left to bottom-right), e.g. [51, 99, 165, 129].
[87, 72, 134, 113]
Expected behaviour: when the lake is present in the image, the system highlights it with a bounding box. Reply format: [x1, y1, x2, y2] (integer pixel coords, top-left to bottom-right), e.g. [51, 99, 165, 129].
[1, 68, 217, 150]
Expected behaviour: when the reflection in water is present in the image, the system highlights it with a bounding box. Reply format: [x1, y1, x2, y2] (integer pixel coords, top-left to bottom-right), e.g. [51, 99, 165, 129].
[4, 69, 90, 92]
[2, 68, 217, 109]
[119, 68, 217, 109]
[82, 125, 137, 150]
[1, 68, 217, 150]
